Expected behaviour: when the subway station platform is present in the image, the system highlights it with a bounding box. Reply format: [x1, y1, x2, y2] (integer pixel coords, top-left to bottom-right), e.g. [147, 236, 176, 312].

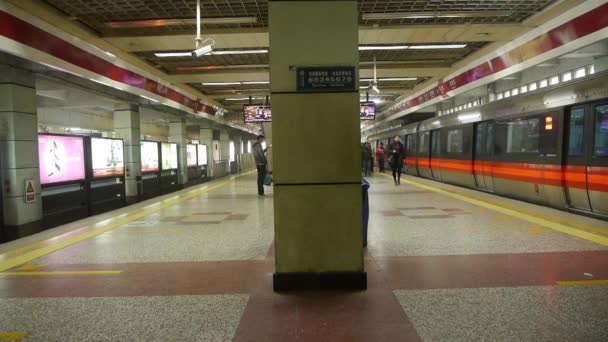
[0, 172, 607, 341]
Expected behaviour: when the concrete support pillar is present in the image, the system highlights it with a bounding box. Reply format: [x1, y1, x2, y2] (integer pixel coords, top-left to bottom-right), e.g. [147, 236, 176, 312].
[199, 127, 213, 177]
[0, 66, 42, 239]
[114, 104, 141, 203]
[233, 135, 243, 172]
[270, 1, 364, 290]
[219, 129, 230, 173]
[169, 120, 187, 185]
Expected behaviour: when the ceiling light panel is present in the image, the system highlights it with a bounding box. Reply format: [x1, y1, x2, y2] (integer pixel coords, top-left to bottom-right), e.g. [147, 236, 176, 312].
[43, 0, 556, 35]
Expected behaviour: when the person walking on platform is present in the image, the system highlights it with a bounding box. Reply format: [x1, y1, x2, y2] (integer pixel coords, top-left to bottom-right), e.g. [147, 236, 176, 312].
[376, 142, 386, 173]
[252, 135, 268, 196]
[388, 136, 405, 185]
[362, 142, 372, 177]
[369, 144, 375, 174]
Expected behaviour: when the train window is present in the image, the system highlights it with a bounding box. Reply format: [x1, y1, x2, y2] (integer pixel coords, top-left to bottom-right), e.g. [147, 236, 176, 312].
[475, 126, 484, 156]
[486, 124, 494, 155]
[506, 117, 540, 153]
[431, 131, 441, 155]
[419, 132, 430, 154]
[406, 135, 416, 155]
[594, 105, 608, 157]
[568, 108, 585, 156]
[447, 129, 463, 153]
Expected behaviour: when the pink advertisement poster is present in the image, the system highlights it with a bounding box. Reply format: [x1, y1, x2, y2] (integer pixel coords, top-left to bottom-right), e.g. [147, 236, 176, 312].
[38, 135, 86, 185]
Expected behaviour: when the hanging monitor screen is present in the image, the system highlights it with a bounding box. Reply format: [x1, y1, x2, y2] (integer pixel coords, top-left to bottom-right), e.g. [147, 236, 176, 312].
[198, 144, 208, 166]
[141, 141, 159, 173]
[360, 102, 376, 120]
[91, 138, 125, 178]
[161, 142, 179, 170]
[38, 134, 86, 185]
[187, 144, 197, 167]
[244, 105, 272, 122]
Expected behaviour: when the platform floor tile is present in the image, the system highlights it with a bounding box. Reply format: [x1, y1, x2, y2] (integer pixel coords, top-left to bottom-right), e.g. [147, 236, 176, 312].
[0, 294, 248, 342]
[394, 285, 608, 342]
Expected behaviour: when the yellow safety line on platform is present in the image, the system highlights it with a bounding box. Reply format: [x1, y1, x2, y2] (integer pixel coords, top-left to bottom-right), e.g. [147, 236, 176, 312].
[0, 332, 26, 341]
[0, 172, 250, 273]
[0, 271, 121, 277]
[2, 241, 45, 258]
[378, 174, 608, 247]
[558, 280, 608, 286]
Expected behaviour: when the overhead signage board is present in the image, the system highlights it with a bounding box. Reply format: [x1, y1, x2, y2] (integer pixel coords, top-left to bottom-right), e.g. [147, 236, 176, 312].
[296, 67, 356, 93]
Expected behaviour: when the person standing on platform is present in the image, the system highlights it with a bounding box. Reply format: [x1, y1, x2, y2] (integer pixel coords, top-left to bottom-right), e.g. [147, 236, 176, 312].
[376, 142, 386, 173]
[388, 136, 405, 185]
[362, 142, 372, 177]
[369, 143, 375, 174]
[252, 135, 268, 196]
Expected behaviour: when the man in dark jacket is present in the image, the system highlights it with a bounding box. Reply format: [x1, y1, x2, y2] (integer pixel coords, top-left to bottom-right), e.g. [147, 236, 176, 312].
[252, 135, 268, 196]
[388, 136, 405, 185]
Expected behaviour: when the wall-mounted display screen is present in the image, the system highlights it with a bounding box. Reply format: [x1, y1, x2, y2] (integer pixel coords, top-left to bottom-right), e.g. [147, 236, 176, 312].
[38, 134, 86, 185]
[198, 144, 208, 166]
[187, 144, 197, 167]
[244, 105, 272, 122]
[360, 102, 376, 120]
[141, 141, 159, 173]
[161, 142, 178, 170]
[91, 138, 125, 178]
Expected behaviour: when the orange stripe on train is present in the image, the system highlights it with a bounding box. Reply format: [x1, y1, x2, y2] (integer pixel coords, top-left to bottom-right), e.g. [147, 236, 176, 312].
[404, 158, 608, 192]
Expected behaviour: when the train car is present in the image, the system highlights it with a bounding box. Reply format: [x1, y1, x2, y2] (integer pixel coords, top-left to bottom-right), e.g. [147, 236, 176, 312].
[370, 71, 608, 219]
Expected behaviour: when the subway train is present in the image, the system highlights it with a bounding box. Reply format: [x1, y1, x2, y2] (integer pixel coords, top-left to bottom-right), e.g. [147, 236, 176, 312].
[369, 71, 608, 219]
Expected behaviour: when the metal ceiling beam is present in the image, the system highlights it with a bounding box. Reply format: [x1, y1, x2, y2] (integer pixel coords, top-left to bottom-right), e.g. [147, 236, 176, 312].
[104, 24, 529, 52]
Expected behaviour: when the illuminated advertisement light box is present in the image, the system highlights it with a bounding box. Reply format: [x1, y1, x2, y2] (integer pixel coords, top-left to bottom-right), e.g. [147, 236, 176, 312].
[161, 142, 178, 170]
[244, 105, 272, 123]
[198, 144, 208, 166]
[187, 144, 197, 167]
[360, 102, 376, 120]
[91, 137, 125, 178]
[141, 141, 159, 173]
[38, 134, 86, 185]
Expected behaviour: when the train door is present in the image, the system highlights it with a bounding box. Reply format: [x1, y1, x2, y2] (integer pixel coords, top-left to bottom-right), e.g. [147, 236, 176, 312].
[473, 122, 495, 191]
[564, 103, 608, 216]
[430, 130, 442, 180]
[563, 106, 592, 211]
[589, 103, 608, 215]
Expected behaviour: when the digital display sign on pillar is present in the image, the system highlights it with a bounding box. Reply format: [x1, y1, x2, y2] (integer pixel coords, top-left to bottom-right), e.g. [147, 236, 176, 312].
[91, 138, 125, 178]
[141, 141, 159, 173]
[38, 134, 86, 185]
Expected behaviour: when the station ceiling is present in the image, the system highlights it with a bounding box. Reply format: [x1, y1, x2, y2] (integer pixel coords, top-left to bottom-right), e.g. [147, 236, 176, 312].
[32, 0, 577, 114]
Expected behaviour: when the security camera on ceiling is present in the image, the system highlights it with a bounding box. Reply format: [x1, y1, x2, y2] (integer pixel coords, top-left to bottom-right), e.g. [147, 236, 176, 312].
[191, 0, 215, 58]
[192, 38, 215, 57]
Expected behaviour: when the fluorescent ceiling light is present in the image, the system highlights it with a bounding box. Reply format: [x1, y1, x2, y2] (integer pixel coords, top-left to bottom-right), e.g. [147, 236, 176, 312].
[105, 17, 257, 28]
[202, 82, 241, 86]
[212, 49, 268, 55]
[225, 97, 264, 101]
[154, 52, 192, 58]
[362, 11, 513, 20]
[202, 81, 269, 86]
[242, 81, 270, 85]
[359, 45, 409, 51]
[155, 49, 268, 58]
[360, 77, 417, 82]
[409, 44, 467, 49]
[359, 44, 466, 51]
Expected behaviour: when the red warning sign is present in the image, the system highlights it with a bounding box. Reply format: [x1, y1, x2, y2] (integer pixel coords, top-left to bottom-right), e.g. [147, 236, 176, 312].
[25, 180, 36, 203]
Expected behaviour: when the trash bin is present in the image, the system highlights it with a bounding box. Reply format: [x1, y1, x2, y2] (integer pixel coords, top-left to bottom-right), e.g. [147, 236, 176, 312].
[362, 179, 370, 247]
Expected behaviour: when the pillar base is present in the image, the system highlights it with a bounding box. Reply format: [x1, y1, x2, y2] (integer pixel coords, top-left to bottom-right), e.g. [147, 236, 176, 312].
[1, 221, 43, 242]
[273, 272, 367, 292]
